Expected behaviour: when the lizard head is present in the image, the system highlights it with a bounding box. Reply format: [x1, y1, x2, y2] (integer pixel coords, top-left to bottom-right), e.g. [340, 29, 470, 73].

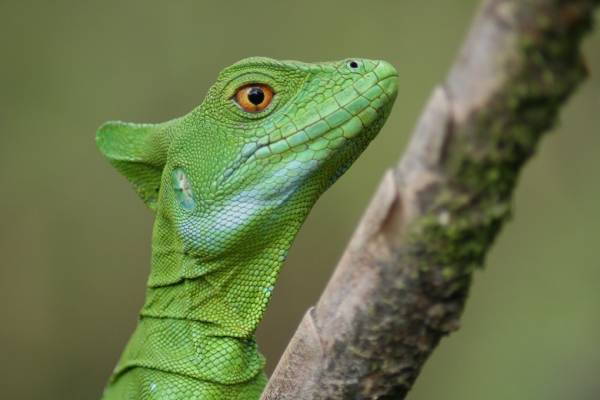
[192, 57, 398, 201]
[97, 57, 397, 274]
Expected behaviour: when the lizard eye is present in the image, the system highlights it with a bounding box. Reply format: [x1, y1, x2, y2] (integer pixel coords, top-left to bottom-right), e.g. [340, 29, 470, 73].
[234, 84, 274, 113]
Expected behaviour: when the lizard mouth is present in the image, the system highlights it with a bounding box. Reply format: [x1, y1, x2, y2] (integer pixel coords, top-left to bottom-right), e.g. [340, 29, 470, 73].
[221, 66, 398, 182]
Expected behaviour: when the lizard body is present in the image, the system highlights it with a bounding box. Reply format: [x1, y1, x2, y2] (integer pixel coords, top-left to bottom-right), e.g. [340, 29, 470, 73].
[97, 57, 398, 399]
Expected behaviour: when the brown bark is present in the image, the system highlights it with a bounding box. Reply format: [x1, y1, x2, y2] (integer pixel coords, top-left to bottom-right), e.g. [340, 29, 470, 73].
[261, 0, 599, 399]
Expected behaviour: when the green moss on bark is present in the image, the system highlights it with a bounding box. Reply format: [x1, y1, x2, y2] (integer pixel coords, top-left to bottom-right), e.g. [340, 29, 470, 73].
[409, 0, 594, 298]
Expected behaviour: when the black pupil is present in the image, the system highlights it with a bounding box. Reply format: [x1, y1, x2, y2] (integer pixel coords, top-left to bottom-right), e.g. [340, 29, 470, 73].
[247, 87, 265, 105]
[349, 61, 358, 68]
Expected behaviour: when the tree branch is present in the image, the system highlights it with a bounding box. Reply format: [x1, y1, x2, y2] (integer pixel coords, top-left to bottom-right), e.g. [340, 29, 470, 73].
[261, 0, 599, 399]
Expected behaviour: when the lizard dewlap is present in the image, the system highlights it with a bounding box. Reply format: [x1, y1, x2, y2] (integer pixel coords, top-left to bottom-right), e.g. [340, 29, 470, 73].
[96, 57, 398, 399]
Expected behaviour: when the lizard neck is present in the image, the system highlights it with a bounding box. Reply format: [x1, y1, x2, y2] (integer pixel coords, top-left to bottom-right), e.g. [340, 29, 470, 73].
[140, 202, 307, 338]
[107, 210, 302, 389]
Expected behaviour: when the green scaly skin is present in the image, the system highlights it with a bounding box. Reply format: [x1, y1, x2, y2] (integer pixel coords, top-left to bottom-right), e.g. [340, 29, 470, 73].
[97, 57, 398, 399]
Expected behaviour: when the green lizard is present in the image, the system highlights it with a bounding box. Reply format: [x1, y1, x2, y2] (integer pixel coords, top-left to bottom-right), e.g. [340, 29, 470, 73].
[97, 57, 398, 399]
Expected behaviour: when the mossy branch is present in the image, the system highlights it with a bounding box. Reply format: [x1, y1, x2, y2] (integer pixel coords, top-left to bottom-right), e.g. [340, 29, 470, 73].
[261, 0, 599, 399]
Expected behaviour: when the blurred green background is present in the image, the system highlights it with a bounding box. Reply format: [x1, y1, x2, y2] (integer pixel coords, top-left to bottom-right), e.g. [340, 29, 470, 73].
[0, 1, 598, 399]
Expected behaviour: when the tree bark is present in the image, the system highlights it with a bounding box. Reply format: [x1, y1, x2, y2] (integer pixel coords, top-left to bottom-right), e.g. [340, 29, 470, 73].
[261, 0, 599, 399]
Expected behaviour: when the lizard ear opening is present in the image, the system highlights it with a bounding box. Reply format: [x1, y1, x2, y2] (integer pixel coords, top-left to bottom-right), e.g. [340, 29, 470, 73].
[96, 121, 170, 211]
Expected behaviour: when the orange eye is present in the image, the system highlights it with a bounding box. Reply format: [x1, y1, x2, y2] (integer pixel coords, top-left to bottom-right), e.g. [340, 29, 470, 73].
[234, 84, 274, 113]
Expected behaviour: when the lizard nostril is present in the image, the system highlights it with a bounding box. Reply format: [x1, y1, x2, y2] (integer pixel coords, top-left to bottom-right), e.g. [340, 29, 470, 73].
[348, 60, 359, 69]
